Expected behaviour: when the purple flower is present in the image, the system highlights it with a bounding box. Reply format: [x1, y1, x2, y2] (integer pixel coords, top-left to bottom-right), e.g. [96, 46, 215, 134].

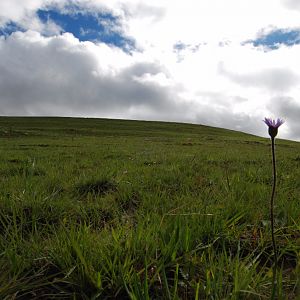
[263, 118, 284, 128]
[263, 118, 284, 138]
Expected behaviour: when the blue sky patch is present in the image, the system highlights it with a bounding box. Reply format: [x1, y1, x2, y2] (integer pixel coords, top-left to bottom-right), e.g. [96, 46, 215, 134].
[0, 22, 24, 37]
[173, 41, 187, 52]
[37, 9, 135, 52]
[244, 28, 300, 50]
[173, 41, 206, 53]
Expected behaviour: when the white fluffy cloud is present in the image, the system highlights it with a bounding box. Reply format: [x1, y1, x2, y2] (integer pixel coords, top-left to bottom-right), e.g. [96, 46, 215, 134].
[0, 0, 300, 140]
[283, 0, 300, 10]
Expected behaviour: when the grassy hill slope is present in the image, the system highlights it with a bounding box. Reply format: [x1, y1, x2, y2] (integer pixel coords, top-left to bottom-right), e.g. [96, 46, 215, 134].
[0, 117, 299, 299]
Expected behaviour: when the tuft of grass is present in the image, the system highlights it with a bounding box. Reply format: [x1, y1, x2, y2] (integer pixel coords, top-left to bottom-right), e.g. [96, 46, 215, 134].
[74, 178, 117, 199]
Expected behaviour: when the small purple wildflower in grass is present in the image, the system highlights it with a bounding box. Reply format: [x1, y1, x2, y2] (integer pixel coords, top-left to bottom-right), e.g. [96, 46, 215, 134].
[263, 117, 284, 299]
[263, 117, 284, 138]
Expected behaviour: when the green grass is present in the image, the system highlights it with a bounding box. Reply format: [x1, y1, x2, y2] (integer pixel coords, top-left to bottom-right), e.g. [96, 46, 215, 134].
[0, 116, 299, 299]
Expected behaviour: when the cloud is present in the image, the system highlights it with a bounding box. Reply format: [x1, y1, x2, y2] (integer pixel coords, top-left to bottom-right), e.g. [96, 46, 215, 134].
[0, 31, 168, 114]
[0, 0, 42, 26]
[218, 62, 299, 92]
[268, 96, 300, 139]
[0, 0, 64, 35]
[173, 41, 206, 62]
[122, 2, 166, 22]
[282, 0, 300, 10]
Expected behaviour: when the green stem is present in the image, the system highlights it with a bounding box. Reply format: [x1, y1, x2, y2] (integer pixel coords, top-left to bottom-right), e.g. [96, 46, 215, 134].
[270, 137, 278, 299]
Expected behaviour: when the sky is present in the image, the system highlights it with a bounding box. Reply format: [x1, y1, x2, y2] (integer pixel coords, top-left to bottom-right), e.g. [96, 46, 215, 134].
[0, 0, 300, 140]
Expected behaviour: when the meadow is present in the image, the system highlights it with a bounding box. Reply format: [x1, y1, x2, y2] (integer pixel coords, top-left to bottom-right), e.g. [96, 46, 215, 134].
[0, 117, 299, 299]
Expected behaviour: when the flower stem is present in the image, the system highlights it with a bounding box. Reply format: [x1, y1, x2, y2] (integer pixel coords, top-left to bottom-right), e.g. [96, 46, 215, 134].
[270, 136, 278, 299]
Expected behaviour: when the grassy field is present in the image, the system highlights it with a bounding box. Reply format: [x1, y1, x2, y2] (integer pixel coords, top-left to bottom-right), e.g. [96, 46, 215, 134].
[0, 117, 299, 299]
